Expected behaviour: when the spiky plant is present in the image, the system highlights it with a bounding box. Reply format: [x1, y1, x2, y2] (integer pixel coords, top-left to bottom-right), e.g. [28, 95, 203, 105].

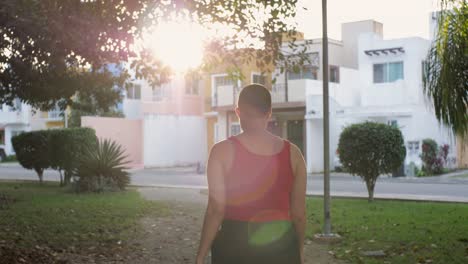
[74, 139, 130, 192]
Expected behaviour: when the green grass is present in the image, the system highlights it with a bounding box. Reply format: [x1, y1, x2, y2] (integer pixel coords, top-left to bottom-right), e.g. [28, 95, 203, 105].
[0, 181, 166, 250]
[452, 173, 468, 179]
[306, 198, 468, 264]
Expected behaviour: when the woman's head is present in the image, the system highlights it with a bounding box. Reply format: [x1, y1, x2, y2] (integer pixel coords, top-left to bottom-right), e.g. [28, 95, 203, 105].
[235, 84, 272, 132]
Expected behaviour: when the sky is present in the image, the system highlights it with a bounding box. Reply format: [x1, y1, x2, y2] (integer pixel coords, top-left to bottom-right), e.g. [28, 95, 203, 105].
[296, 0, 440, 40]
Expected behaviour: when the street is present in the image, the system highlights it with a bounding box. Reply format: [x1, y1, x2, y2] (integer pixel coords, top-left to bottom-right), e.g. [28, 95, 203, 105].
[1, 163, 467, 202]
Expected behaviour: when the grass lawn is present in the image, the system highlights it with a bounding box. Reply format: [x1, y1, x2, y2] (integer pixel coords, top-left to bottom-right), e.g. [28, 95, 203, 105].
[452, 173, 468, 179]
[0, 181, 166, 251]
[306, 198, 468, 264]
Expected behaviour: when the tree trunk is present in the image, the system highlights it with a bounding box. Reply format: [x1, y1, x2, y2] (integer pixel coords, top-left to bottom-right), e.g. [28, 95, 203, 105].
[64, 171, 71, 186]
[34, 168, 43, 184]
[366, 178, 376, 202]
[58, 170, 63, 186]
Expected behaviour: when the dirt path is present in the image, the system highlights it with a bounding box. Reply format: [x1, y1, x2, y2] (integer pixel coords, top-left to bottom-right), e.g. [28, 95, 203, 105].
[134, 187, 346, 264]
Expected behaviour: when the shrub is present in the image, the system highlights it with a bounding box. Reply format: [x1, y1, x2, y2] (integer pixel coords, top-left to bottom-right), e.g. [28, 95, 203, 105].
[73, 139, 130, 192]
[1, 155, 16, 163]
[12, 131, 51, 183]
[49, 128, 96, 186]
[420, 139, 450, 175]
[338, 121, 406, 202]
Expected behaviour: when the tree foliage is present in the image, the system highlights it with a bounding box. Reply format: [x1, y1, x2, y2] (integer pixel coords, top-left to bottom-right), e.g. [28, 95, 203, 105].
[68, 92, 124, 128]
[49, 128, 97, 186]
[11, 128, 97, 185]
[338, 122, 406, 202]
[1, 0, 304, 108]
[11, 131, 50, 183]
[424, 0, 468, 135]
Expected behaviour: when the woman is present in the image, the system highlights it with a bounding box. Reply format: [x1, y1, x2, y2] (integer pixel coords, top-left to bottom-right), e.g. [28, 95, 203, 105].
[196, 84, 307, 264]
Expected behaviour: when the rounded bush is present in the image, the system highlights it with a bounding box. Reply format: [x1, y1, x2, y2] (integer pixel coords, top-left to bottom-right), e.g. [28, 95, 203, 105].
[338, 121, 406, 201]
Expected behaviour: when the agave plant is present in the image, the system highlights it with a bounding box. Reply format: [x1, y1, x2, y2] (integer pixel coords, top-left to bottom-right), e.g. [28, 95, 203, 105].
[74, 139, 130, 192]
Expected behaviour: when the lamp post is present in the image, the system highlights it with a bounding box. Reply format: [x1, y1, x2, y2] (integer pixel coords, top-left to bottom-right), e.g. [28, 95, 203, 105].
[322, 0, 331, 236]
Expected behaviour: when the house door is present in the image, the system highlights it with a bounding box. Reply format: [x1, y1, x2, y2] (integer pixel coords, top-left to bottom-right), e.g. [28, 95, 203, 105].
[287, 120, 304, 154]
[267, 121, 282, 137]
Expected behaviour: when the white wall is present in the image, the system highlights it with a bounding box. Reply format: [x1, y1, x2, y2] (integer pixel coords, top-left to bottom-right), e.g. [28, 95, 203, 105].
[358, 34, 429, 107]
[123, 99, 142, 119]
[143, 114, 207, 167]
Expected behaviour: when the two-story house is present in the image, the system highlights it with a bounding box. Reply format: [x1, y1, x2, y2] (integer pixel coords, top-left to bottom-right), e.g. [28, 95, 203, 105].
[305, 20, 456, 174]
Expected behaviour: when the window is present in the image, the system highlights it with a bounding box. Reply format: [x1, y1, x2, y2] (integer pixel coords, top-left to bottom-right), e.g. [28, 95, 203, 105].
[252, 74, 266, 85]
[126, 84, 141, 99]
[214, 76, 234, 87]
[185, 76, 200, 95]
[48, 104, 62, 119]
[230, 123, 241, 136]
[407, 141, 420, 155]
[13, 98, 22, 111]
[387, 120, 398, 128]
[214, 123, 220, 143]
[373, 62, 404, 83]
[303, 65, 318, 80]
[421, 60, 427, 82]
[0, 130, 5, 145]
[330, 66, 340, 83]
[153, 84, 171, 101]
[288, 65, 318, 80]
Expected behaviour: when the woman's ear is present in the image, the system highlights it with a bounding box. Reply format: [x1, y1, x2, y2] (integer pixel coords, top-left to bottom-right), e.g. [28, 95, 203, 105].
[235, 107, 240, 117]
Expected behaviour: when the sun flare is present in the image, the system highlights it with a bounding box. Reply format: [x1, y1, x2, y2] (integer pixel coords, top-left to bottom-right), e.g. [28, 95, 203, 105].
[143, 20, 208, 72]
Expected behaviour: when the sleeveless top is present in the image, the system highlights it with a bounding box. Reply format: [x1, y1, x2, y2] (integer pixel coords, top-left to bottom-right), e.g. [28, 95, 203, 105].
[224, 136, 294, 222]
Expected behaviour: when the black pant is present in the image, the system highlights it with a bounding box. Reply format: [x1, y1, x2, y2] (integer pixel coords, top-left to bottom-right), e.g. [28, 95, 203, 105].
[211, 219, 301, 264]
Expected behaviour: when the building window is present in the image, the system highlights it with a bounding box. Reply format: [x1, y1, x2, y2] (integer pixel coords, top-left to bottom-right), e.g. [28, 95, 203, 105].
[252, 74, 266, 85]
[214, 123, 220, 143]
[230, 123, 241, 136]
[373, 61, 404, 83]
[48, 104, 62, 119]
[303, 65, 318, 80]
[288, 65, 318, 80]
[126, 84, 141, 99]
[407, 141, 420, 155]
[387, 120, 398, 128]
[185, 76, 200, 95]
[330, 66, 340, 83]
[0, 130, 5, 145]
[214, 75, 234, 87]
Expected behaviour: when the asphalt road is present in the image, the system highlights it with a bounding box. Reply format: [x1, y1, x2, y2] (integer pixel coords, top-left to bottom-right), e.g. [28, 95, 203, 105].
[1, 164, 467, 202]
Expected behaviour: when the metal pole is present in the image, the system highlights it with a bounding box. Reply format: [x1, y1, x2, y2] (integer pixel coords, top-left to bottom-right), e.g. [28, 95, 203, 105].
[322, 0, 331, 235]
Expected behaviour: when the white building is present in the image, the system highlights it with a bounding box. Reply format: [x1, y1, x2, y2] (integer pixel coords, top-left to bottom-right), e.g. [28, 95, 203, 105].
[304, 20, 457, 174]
[0, 100, 31, 157]
[0, 100, 65, 158]
[82, 74, 207, 168]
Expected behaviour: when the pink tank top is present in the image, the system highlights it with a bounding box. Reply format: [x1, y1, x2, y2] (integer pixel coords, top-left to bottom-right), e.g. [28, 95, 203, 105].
[224, 136, 294, 222]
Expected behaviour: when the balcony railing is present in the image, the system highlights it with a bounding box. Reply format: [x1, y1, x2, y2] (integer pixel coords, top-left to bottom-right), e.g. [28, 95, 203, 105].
[211, 85, 240, 108]
[48, 110, 63, 120]
[271, 83, 287, 103]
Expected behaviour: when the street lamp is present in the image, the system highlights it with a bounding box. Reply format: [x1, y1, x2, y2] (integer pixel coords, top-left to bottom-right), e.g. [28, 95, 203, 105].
[315, 0, 340, 241]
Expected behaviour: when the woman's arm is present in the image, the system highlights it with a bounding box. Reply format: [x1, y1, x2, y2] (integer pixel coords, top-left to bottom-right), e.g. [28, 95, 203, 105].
[196, 143, 227, 264]
[290, 144, 307, 264]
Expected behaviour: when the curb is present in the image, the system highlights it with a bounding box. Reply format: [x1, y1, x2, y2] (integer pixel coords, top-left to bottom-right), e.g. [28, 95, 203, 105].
[130, 184, 468, 203]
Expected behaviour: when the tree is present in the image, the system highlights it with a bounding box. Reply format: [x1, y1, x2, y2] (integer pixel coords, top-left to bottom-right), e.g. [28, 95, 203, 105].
[1, 0, 304, 109]
[338, 122, 406, 202]
[49, 128, 97, 186]
[68, 93, 124, 128]
[11, 131, 51, 184]
[424, 0, 468, 135]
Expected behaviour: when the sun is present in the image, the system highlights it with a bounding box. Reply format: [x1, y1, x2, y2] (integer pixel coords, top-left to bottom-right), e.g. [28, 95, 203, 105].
[143, 20, 207, 72]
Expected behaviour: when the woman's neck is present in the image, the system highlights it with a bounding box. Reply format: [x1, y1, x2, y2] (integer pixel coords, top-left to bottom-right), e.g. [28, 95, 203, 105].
[241, 129, 270, 138]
